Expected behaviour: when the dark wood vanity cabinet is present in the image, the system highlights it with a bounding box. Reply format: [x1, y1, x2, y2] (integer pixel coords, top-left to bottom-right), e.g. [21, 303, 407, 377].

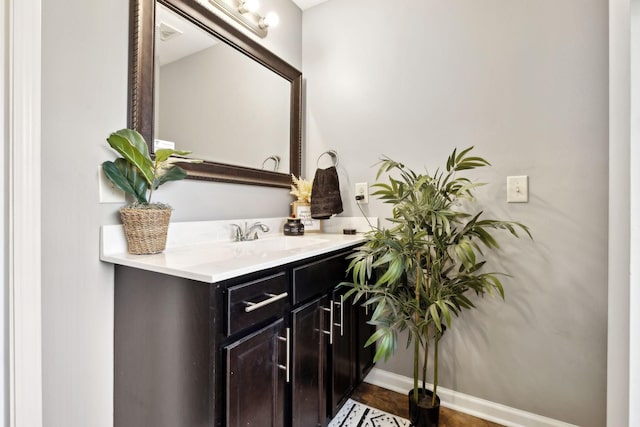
[114, 267, 216, 427]
[114, 246, 374, 427]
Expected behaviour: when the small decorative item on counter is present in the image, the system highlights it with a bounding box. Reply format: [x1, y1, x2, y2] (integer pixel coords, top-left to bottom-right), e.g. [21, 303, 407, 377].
[290, 175, 312, 204]
[283, 217, 304, 236]
[290, 174, 321, 232]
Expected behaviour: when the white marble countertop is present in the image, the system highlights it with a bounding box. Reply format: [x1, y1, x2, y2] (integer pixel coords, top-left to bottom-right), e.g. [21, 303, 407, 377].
[100, 216, 376, 283]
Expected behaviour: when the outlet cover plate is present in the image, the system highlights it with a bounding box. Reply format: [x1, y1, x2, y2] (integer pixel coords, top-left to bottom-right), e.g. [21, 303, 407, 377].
[507, 175, 528, 203]
[99, 166, 126, 203]
[355, 182, 368, 204]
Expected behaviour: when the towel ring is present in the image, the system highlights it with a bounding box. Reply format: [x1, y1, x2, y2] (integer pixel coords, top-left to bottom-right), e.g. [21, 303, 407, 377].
[261, 155, 280, 172]
[317, 150, 339, 168]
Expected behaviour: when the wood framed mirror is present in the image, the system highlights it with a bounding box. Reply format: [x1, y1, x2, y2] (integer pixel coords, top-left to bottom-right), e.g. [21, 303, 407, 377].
[129, 0, 302, 188]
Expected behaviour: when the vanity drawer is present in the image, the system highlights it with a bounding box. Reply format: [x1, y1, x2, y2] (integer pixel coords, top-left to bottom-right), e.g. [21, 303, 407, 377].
[226, 272, 289, 336]
[292, 251, 350, 305]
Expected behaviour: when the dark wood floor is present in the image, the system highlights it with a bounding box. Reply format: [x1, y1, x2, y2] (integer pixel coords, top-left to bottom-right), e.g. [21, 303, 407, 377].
[351, 383, 504, 427]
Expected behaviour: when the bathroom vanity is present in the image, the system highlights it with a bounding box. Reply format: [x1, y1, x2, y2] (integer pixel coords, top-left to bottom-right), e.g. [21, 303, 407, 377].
[101, 219, 377, 427]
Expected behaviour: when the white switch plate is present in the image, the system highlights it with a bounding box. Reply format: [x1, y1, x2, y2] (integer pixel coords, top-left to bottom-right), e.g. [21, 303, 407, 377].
[154, 138, 175, 151]
[355, 182, 368, 204]
[98, 166, 126, 204]
[507, 175, 528, 203]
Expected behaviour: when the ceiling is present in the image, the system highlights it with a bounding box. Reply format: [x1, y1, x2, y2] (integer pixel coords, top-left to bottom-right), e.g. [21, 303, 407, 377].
[292, 0, 329, 10]
[156, 3, 219, 66]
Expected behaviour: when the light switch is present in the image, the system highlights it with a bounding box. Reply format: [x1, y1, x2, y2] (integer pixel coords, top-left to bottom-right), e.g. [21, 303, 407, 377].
[98, 166, 126, 204]
[507, 176, 528, 203]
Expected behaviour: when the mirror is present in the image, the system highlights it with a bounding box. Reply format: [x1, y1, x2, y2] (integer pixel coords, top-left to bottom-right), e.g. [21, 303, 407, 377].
[155, 3, 292, 172]
[129, 0, 302, 187]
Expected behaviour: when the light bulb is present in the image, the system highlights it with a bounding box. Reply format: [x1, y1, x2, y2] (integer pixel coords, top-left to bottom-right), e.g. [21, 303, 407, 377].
[238, 0, 259, 13]
[260, 11, 279, 28]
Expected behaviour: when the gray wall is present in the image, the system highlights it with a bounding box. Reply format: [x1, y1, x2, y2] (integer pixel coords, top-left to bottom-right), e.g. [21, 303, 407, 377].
[40, 0, 301, 426]
[302, 1, 608, 426]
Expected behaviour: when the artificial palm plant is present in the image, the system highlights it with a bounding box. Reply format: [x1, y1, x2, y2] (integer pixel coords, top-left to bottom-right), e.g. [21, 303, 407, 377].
[343, 147, 530, 426]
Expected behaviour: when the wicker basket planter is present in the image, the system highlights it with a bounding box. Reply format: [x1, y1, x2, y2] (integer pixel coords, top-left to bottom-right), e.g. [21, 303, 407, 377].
[120, 206, 172, 255]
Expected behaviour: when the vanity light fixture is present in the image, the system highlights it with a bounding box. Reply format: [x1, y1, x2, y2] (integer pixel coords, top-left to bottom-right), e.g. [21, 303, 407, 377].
[207, 0, 279, 38]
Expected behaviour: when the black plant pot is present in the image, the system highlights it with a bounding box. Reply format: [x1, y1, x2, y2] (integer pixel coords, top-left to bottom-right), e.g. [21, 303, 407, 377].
[408, 388, 440, 427]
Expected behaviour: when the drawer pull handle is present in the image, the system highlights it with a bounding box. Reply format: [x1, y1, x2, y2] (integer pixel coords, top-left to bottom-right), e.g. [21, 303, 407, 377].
[277, 328, 290, 383]
[244, 292, 288, 313]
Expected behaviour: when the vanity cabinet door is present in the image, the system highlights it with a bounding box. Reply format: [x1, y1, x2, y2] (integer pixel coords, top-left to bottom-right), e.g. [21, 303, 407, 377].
[329, 287, 356, 417]
[356, 302, 376, 382]
[291, 296, 329, 427]
[224, 318, 287, 427]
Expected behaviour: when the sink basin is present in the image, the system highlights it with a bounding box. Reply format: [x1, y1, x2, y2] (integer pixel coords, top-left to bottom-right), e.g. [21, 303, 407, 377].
[161, 243, 248, 266]
[161, 236, 329, 268]
[236, 236, 328, 252]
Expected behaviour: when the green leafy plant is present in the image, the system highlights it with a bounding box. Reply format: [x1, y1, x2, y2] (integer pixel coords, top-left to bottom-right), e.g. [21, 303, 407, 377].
[343, 147, 531, 409]
[102, 128, 191, 205]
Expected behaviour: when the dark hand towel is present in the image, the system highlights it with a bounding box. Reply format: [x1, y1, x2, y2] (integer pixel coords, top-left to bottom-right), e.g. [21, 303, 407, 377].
[310, 166, 343, 219]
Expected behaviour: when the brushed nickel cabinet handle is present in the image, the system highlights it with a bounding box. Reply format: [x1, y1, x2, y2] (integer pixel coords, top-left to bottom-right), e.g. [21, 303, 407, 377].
[243, 292, 288, 313]
[333, 295, 344, 337]
[277, 328, 290, 383]
[321, 302, 334, 345]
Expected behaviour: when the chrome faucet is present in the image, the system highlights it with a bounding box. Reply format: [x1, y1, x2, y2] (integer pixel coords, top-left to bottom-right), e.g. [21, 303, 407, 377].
[230, 222, 270, 241]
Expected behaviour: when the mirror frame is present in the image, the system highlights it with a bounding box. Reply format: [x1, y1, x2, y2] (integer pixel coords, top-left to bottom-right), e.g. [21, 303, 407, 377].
[129, 0, 302, 188]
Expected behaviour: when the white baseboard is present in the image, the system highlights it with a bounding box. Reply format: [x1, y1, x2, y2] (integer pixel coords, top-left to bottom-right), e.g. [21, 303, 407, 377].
[363, 368, 578, 427]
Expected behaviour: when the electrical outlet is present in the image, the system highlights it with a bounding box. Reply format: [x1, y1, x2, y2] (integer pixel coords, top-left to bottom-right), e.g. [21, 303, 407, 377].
[355, 182, 368, 204]
[98, 166, 126, 203]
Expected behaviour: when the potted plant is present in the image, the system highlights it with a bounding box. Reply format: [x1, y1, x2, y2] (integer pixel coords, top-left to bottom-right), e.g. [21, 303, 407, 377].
[102, 128, 192, 255]
[342, 147, 531, 427]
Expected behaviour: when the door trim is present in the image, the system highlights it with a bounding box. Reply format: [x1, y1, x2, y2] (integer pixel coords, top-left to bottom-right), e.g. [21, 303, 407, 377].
[6, 0, 43, 426]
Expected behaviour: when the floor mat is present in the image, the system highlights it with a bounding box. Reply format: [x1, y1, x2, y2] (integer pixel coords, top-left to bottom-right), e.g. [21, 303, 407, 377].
[328, 399, 411, 427]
